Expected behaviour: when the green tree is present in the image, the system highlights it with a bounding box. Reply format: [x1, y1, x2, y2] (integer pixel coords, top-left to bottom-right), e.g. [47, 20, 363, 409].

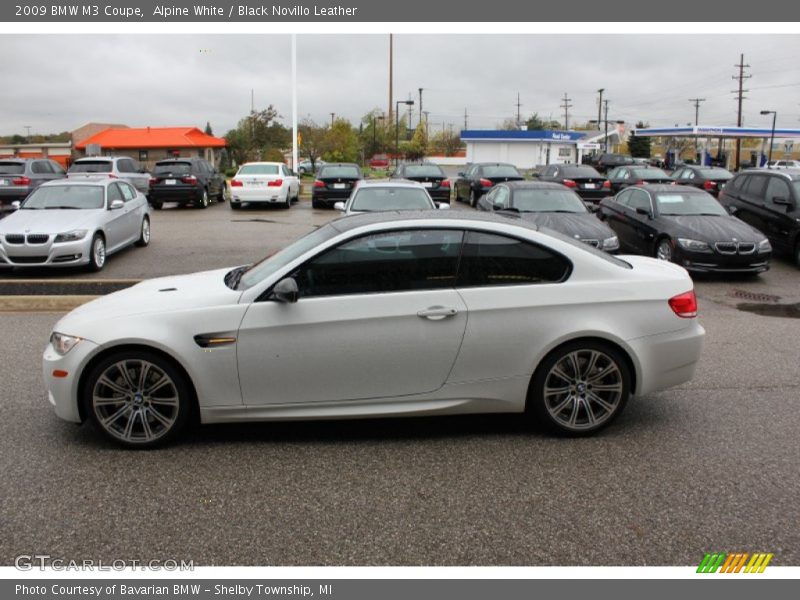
[405, 123, 428, 161]
[359, 109, 389, 158]
[299, 118, 327, 170]
[429, 128, 463, 157]
[526, 113, 562, 130]
[628, 121, 652, 158]
[322, 118, 360, 163]
[224, 105, 289, 165]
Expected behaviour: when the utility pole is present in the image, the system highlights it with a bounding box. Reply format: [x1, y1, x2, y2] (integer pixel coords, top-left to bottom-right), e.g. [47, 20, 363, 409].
[330, 113, 335, 127]
[732, 53, 751, 169]
[597, 89, 604, 130]
[603, 100, 610, 153]
[422, 111, 430, 137]
[464, 108, 468, 130]
[689, 98, 706, 160]
[515, 92, 522, 127]
[388, 34, 393, 123]
[418, 88, 423, 129]
[560, 92, 573, 130]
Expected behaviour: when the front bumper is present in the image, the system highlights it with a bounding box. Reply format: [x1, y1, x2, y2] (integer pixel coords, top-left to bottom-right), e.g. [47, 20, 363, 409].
[676, 248, 771, 273]
[43, 337, 100, 423]
[0, 235, 92, 267]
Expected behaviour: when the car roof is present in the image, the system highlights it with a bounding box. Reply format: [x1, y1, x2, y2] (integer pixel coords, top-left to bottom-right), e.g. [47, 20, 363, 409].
[635, 184, 701, 193]
[474, 162, 517, 167]
[39, 178, 113, 188]
[328, 209, 538, 234]
[320, 162, 360, 167]
[355, 178, 427, 189]
[155, 157, 197, 162]
[74, 156, 124, 161]
[738, 168, 800, 181]
[240, 161, 285, 166]
[502, 181, 567, 190]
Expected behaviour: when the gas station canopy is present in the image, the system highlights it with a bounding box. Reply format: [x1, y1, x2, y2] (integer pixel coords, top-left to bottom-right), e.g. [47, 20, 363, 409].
[633, 126, 800, 139]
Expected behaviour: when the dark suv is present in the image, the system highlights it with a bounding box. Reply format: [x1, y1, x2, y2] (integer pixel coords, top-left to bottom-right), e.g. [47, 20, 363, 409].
[595, 153, 635, 174]
[148, 157, 226, 209]
[718, 168, 800, 265]
[311, 163, 363, 209]
[0, 158, 66, 212]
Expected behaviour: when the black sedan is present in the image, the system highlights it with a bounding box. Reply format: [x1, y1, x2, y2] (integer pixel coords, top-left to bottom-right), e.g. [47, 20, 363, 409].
[311, 163, 364, 209]
[390, 163, 451, 203]
[598, 184, 771, 274]
[605, 166, 673, 194]
[537, 164, 611, 202]
[453, 163, 524, 207]
[478, 181, 619, 252]
[670, 166, 733, 197]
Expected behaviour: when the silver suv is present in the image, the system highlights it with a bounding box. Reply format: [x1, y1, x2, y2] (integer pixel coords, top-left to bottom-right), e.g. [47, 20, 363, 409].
[67, 156, 151, 194]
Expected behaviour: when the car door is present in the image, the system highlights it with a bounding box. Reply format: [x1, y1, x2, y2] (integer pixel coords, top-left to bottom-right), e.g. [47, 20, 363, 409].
[603, 189, 638, 251]
[236, 228, 469, 405]
[103, 183, 129, 250]
[458, 165, 476, 200]
[761, 176, 796, 252]
[478, 186, 498, 211]
[730, 175, 769, 235]
[117, 181, 142, 243]
[282, 165, 299, 197]
[627, 189, 658, 253]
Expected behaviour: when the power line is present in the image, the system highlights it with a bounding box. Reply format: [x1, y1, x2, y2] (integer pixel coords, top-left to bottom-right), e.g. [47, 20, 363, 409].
[515, 92, 522, 126]
[688, 98, 706, 125]
[560, 92, 573, 130]
[732, 53, 751, 168]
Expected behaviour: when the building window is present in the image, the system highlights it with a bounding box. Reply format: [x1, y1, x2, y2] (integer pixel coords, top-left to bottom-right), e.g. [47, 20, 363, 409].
[139, 150, 148, 162]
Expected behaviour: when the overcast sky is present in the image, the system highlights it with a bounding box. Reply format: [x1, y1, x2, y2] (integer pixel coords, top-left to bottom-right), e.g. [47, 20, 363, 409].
[1, 34, 798, 137]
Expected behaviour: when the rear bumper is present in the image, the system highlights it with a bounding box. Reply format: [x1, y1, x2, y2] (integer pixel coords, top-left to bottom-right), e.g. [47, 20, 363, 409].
[628, 321, 705, 396]
[231, 185, 289, 204]
[312, 189, 353, 202]
[149, 185, 202, 203]
[575, 189, 612, 202]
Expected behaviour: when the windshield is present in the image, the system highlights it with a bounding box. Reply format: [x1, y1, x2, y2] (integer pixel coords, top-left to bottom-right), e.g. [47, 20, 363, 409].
[404, 165, 444, 178]
[0, 162, 25, 175]
[541, 227, 631, 268]
[69, 161, 112, 173]
[154, 162, 192, 175]
[319, 166, 361, 179]
[483, 165, 521, 178]
[350, 187, 433, 212]
[238, 164, 280, 175]
[22, 185, 105, 209]
[655, 192, 727, 216]
[633, 168, 670, 179]
[512, 188, 587, 213]
[238, 225, 340, 291]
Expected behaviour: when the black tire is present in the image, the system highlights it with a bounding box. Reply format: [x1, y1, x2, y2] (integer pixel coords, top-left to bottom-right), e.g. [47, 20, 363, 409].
[230, 201, 242, 210]
[469, 190, 478, 208]
[83, 350, 192, 449]
[196, 189, 209, 209]
[794, 240, 800, 267]
[655, 237, 674, 262]
[312, 199, 322, 209]
[87, 233, 106, 272]
[528, 340, 631, 436]
[217, 183, 226, 203]
[150, 200, 163, 210]
[134, 216, 150, 247]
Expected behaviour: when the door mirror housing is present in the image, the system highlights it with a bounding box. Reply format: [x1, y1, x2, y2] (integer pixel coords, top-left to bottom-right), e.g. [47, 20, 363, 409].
[634, 206, 653, 219]
[333, 201, 346, 211]
[11, 200, 21, 210]
[457, 172, 465, 177]
[585, 202, 600, 213]
[436, 202, 450, 210]
[772, 196, 791, 206]
[109, 199, 125, 210]
[271, 277, 299, 303]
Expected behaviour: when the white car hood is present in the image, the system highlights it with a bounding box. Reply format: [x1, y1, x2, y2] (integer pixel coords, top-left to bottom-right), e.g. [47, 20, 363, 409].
[56, 267, 242, 334]
[0, 209, 102, 234]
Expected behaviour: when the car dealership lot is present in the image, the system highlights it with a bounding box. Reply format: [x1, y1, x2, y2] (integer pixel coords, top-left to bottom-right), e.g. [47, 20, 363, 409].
[0, 199, 799, 565]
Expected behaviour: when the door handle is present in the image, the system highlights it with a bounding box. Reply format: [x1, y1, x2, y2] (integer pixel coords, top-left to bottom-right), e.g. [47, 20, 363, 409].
[417, 306, 458, 320]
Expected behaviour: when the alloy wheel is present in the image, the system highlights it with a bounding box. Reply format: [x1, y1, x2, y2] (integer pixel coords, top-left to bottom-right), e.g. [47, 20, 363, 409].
[656, 239, 673, 261]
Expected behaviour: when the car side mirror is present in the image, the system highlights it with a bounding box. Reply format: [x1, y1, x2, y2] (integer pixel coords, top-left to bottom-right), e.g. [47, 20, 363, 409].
[11, 200, 21, 210]
[271, 277, 299, 303]
[492, 203, 504, 211]
[334, 202, 346, 211]
[635, 206, 653, 219]
[585, 202, 599, 213]
[773, 196, 791, 206]
[436, 202, 450, 210]
[531, 172, 541, 178]
[457, 172, 465, 177]
[109, 199, 124, 210]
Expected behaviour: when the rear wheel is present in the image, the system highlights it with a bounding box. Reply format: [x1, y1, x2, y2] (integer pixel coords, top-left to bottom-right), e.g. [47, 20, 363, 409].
[528, 341, 630, 435]
[196, 189, 209, 209]
[87, 233, 106, 272]
[469, 190, 478, 208]
[312, 199, 322, 209]
[149, 200, 163, 210]
[83, 350, 192, 448]
[794, 240, 800, 267]
[230, 201, 242, 210]
[134, 216, 150, 247]
[655, 238, 673, 262]
[217, 183, 226, 203]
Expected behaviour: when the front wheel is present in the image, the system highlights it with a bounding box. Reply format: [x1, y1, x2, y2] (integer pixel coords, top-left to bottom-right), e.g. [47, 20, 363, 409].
[134, 216, 150, 247]
[529, 341, 631, 435]
[87, 234, 106, 272]
[84, 351, 192, 448]
[655, 238, 673, 262]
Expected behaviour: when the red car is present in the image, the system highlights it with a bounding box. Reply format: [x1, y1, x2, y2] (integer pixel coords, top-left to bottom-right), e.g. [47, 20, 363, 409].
[369, 154, 390, 169]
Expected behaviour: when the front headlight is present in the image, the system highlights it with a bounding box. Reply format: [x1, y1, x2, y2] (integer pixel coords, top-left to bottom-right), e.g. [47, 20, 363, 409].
[54, 229, 87, 243]
[677, 238, 712, 252]
[50, 332, 82, 356]
[757, 238, 772, 253]
[602, 235, 619, 251]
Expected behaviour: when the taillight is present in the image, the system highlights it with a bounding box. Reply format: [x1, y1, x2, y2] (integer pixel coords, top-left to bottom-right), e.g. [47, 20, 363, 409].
[313, 180, 325, 188]
[11, 176, 31, 186]
[182, 175, 197, 184]
[671, 181, 678, 185]
[635, 180, 645, 185]
[230, 179, 243, 187]
[703, 180, 717, 190]
[479, 178, 493, 188]
[562, 179, 577, 188]
[602, 180, 611, 189]
[149, 177, 158, 186]
[439, 179, 450, 188]
[107, 174, 118, 179]
[668, 290, 698, 318]
[268, 179, 283, 187]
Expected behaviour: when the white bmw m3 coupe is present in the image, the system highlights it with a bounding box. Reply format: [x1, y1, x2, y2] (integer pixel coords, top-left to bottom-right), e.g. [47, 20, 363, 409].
[43, 211, 704, 448]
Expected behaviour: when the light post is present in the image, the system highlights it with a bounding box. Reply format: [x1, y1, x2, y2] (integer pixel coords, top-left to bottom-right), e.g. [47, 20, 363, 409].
[760, 110, 777, 167]
[395, 99, 414, 168]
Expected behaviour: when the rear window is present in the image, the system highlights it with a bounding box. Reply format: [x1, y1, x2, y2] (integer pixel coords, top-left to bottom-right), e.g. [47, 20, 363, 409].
[483, 165, 521, 178]
[403, 165, 444, 178]
[512, 188, 587, 213]
[69, 160, 112, 173]
[700, 168, 733, 179]
[633, 168, 670, 178]
[0, 162, 24, 175]
[350, 187, 433, 212]
[154, 162, 192, 176]
[562, 166, 602, 178]
[319, 166, 361, 179]
[22, 185, 104, 210]
[238, 164, 280, 176]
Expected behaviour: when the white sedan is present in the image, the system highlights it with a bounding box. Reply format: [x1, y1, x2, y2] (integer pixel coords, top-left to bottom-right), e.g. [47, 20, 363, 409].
[334, 179, 449, 215]
[228, 162, 300, 209]
[43, 211, 704, 448]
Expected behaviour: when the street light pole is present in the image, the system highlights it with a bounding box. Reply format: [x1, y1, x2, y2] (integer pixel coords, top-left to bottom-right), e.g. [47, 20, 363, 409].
[395, 99, 414, 168]
[760, 110, 777, 167]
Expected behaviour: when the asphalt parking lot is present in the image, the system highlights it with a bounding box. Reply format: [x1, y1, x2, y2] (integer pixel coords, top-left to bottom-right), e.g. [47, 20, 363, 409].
[0, 198, 799, 566]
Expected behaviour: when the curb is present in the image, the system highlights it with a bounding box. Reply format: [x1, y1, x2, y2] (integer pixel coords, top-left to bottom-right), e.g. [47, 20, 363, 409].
[0, 295, 99, 312]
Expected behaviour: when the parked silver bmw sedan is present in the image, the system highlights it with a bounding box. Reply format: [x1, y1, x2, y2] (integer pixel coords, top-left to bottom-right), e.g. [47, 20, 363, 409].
[0, 179, 151, 271]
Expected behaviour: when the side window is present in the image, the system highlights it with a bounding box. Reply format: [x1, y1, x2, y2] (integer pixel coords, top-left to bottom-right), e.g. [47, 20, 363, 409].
[616, 189, 633, 206]
[765, 177, 791, 206]
[31, 161, 51, 174]
[294, 229, 464, 298]
[119, 182, 136, 201]
[107, 183, 124, 204]
[282, 165, 292, 177]
[607, 168, 619, 180]
[621, 169, 631, 180]
[493, 186, 510, 208]
[50, 161, 65, 175]
[728, 175, 746, 192]
[744, 175, 767, 199]
[457, 231, 570, 287]
[117, 159, 131, 173]
[628, 189, 652, 213]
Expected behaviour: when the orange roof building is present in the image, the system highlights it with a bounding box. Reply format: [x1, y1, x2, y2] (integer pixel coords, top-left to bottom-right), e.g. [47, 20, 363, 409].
[74, 126, 226, 167]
